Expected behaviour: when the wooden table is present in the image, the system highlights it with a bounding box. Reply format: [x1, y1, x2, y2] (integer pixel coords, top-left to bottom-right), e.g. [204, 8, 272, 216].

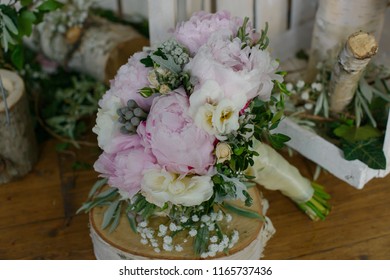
[0, 139, 389, 260]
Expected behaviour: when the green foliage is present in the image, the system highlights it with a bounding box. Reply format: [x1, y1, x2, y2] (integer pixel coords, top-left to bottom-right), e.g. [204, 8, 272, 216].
[334, 125, 382, 143]
[342, 138, 386, 170]
[0, 0, 63, 69]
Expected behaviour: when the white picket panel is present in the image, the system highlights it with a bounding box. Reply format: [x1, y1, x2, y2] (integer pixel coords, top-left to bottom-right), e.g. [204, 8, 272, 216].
[216, 0, 255, 22]
[254, 0, 288, 41]
[147, 0, 177, 46]
[290, 0, 318, 28]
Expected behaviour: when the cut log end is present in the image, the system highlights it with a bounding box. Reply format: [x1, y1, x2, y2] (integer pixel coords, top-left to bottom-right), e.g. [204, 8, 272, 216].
[348, 32, 378, 59]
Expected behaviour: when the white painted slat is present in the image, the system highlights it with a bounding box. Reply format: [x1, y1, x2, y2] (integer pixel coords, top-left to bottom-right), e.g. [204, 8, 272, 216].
[290, 0, 318, 28]
[148, 0, 176, 47]
[216, 0, 254, 21]
[186, 0, 213, 17]
[255, 0, 288, 40]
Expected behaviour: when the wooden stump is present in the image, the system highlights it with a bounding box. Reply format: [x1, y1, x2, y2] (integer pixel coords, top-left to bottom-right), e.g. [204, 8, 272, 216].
[89, 187, 275, 260]
[0, 69, 38, 184]
[31, 16, 149, 83]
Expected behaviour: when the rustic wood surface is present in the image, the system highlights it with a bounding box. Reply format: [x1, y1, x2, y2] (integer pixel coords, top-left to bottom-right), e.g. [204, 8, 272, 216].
[0, 138, 389, 260]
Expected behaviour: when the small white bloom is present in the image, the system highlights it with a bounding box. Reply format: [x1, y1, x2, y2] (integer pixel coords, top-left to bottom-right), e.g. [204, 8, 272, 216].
[210, 212, 217, 222]
[163, 243, 173, 252]
[159, 224, 168, 234]
[189, 79, 223, 117]
[192, 215, 199, 222]
[311, 82, 323, 92]
[138, 221, 148, 228]
[154, 248, 161, 253]
[225, 214, 233, 223]
[301, 90, 310, 100]
[296, 80, 305, 89]
[286, 83, 293, 91]
[140, 239, 148, 245]
[175, 245, 183, 252]
[189, 228, 197, 237]
[201, 215, 211, 223]
[169, 223, 178, 232]
[216, 211, 223, 222]
[210, 236, 218, 243]
[180, 216, 189, 223]
[163, 235, 173, 244]
[208, 223, 215, 231]
[200, 252, 209, 259]
[304, 103, 314, 110]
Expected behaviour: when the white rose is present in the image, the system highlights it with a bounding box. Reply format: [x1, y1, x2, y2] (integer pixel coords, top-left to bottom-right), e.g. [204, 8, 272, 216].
[141, 168, 214, 207]
[212, 98, 240, 137]
[171, 175, 214, 206]
[215, 142, 232, 164]
[141, 168, 175, 207]
[92, 95, 122, 151]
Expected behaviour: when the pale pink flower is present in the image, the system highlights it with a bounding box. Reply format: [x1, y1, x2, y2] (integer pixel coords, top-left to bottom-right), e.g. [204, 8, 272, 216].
[172, 10, 250, 55]
[94, 134, 157, 199]
[139, 89, 215, 175]
[106, 51, 156, 111]
[186, 34, 282, 108]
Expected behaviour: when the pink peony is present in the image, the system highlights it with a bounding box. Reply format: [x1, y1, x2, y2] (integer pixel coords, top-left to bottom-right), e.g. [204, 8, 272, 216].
[186, 33, 283, 108]
[105, 51, 156, 111]
[139, 89, 215, 175]
[94, 134, 157, 199]
[172, 10, 250, 55]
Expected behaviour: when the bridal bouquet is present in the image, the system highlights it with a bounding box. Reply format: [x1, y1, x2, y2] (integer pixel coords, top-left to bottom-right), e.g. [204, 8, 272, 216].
[79, 11, 330, 258]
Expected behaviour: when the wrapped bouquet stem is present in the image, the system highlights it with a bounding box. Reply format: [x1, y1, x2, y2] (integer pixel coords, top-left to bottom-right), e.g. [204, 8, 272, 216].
[249, 141, 331, 221]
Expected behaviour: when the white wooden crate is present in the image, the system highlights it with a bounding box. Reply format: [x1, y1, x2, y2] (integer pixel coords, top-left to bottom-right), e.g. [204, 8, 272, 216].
[271, 9, 390, 189]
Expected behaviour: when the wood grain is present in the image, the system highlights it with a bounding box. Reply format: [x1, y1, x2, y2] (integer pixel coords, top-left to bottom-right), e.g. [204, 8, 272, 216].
[0, 139, 389, 259]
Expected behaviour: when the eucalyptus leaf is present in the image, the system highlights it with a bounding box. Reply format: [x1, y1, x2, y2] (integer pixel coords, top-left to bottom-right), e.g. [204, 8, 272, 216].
[126, 212, 138, 233]
[109, 202, 122, 233]
[150, 54, 181, 74]
[101, 200, 120, 229]
[342, 138, 386, 170]
[222, 202, 264, 220]
[37, 0, 63, 12]
[88, 178, 108, 199]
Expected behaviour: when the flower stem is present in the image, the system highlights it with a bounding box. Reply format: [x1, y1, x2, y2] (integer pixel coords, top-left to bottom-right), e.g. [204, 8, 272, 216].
[297, 182, 331, 221]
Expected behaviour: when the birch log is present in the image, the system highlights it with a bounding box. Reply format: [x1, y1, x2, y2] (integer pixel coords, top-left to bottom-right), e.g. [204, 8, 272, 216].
[329, 32, 378, 113]
[0, 69, 38, 184]
[306, 0, 387, 83]
[31, 16, 149, 83]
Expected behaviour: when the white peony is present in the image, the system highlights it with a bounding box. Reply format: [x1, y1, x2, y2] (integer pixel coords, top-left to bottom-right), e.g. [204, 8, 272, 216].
[141, 168, 214, 207]
[92, 95, 122, 151]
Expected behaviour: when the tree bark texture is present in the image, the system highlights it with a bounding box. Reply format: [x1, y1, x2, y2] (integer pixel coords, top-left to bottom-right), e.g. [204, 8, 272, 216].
[306, 0, 387, 83]
[329, 32, 378, 113]
[0, 69, 38, 184]
[30, 16, 149, 83]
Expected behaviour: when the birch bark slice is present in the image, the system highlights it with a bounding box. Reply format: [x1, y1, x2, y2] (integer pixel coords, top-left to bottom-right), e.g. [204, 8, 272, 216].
[329, 32, 378, 113]
[0, 69, 38, 184]
[33, 16, 149, 83]
[89, 187, 275, 260]
[306, 0, 387, 82]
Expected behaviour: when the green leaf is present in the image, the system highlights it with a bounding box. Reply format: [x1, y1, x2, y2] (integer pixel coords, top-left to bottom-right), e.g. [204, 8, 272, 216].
[18, 10, 37, 37]
[88, 178, 108, 199]
[11, 45, 24, 70]
[334, 125, 382, 143]
[150, 54, 181, 73]
[222, 202, 264, 220]
[126, 212, 138, 233]
[194, 226, 209, 256]
[21, 0, 33, 6]
[268, 133, 290, 149]
[3, 13, 18, 35]
[140, 56, 154, 67]
[342, 138, 386, 169]
[101, 200, 120, 229]
[109, 202, 122, 233]
[233, 146, 245, 156]
[37, 0, 63, 11]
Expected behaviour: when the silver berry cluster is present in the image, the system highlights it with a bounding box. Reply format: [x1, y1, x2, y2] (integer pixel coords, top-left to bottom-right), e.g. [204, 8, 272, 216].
[160, 40, 190, 67]
[117, 100, 147, 134]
